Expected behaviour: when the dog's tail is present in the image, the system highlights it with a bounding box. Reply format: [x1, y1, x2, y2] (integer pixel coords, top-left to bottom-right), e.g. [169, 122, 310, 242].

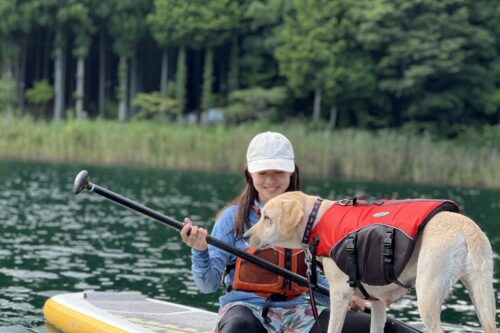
[460, 214, 497, 332]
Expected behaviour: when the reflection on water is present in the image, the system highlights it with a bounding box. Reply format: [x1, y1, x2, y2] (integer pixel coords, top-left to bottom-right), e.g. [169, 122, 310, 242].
[0, 160, 498, 332]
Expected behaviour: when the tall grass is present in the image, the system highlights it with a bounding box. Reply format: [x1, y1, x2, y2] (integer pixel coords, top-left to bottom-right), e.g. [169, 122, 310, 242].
[1, 117, 498, 188]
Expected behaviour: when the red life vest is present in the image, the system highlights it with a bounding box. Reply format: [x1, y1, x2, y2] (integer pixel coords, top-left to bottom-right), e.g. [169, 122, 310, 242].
[231, 247, 308, 300]
[309, 199, 459, 286]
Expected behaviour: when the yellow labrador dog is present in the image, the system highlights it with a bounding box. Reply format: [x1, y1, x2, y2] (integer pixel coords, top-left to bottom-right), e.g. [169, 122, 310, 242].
[244, 191, 496, 333]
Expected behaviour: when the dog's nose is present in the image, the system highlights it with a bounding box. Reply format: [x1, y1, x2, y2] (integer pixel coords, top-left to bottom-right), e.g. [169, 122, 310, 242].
[242, 232, 249, 242]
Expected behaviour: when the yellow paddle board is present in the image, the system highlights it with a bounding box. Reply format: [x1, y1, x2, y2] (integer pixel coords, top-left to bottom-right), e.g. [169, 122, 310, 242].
[43, 291, 217, 333]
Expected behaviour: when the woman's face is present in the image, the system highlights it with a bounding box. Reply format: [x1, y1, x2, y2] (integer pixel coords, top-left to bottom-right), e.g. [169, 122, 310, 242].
[250, 170, 292, 204]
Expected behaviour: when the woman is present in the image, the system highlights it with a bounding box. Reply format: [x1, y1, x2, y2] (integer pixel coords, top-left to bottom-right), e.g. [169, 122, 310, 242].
[181, 131, 363, 332]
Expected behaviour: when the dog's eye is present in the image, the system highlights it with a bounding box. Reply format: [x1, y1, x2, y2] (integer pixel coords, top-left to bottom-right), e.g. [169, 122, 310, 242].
[263, 215, 270, 222]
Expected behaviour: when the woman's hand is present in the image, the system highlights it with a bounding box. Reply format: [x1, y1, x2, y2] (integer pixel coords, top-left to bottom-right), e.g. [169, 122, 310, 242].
[181, 218, 208, 251]
[349, 295, 365, 312]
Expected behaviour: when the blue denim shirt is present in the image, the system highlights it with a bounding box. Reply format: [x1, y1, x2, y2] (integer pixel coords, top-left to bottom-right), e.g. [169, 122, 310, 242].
[191, 201, 330, 309]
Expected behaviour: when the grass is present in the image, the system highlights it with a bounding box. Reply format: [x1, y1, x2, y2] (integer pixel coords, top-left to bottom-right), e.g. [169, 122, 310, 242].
[1, 117, 499, 188]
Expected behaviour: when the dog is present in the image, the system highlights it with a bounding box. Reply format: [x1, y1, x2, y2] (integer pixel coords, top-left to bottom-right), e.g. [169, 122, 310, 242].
[243, 191, 497, 333]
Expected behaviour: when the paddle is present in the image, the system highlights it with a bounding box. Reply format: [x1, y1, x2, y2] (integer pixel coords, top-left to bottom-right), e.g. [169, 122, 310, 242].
[73, 170, 330, 297]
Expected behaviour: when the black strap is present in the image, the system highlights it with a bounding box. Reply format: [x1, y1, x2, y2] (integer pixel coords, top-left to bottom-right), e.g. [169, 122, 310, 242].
[261, 294, 288, 323]
[381, 227, 411, 288]
[356, 281, 377, 301]
[383, 227, 395, 284]
[284, 249, 292, 290]
[346, 232, 379, 301]
[345, 232, 357, 288]
[308, 237, 320, 287]
[307, 236, 323, 332]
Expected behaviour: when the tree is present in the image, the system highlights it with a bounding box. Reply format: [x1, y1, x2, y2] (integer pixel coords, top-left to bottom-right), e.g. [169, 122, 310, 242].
[149, 0, 240, 116]
[25, 79, 54, 117]
[0, 0, 34, 113]
[222, 86, 287, 123]
[88, 0, 113, 117]
[194, 0, 241, 113]
[148, 0, 179, 97]
[108, 0, 152, 122]
[239, 0, 292, 88]
[356, 0, 500, 132]
[276, 0, 377, 126]
[62, 1, 95, 119]
[147, 0, 193, 113]
[29, 0, 96, 121]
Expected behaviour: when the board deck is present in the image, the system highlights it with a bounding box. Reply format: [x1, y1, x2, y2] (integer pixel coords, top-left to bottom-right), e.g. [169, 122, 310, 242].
[43, 291, 217, 333]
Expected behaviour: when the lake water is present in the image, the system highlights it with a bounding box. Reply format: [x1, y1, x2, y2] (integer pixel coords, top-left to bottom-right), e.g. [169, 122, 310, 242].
[0, 160, 498, 332]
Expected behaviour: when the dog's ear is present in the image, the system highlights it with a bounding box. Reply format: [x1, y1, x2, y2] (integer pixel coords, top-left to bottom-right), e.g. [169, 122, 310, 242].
[278, 199, 304, 235]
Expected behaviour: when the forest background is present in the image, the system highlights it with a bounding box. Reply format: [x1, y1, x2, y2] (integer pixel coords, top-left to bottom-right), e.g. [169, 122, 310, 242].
[0, 0, 499, 187]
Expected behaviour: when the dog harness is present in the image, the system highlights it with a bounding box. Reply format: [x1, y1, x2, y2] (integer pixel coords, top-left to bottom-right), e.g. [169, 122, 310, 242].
[304, 198, 459, 296]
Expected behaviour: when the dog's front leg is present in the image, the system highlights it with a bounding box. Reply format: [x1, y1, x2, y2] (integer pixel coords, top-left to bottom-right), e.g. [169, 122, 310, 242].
[328, 292, 351, 333]
[370, 300, 387, 333]
[322, 258, 352, 333]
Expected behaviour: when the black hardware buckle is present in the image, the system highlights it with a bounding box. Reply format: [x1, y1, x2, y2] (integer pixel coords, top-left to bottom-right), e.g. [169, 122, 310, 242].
[346, 233, 356, 253]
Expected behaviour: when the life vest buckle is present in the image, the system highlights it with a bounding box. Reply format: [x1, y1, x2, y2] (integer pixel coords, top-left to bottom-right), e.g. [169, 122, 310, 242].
[338, 199, 351, 206]
[346, 233, 356, 253]
[383, 228, 394, 263]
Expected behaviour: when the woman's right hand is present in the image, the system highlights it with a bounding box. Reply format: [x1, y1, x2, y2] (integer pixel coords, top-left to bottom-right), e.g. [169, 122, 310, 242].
[181, 218, 208, 251]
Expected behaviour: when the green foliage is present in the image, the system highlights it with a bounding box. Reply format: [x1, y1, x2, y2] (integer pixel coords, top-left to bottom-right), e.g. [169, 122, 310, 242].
[221, 86, 287, 123]
[66, 1, 94, 59]
[132, 91, 179, 120]
[25, 80, 53, 105]
[356, 0, 500, 128]
[0, 0, 33, 74]
[0, 76, 16, 114]
[275, 0, 378, 124]
[109, 0, 152, 56]
[115, 58, 127, 103]
[456, 125, 500, 150]
[239, 0, 292, 87]
[176, 46, 187, 113]
[227, 35, 239, 93]
[1, 119, 499, 188]
[0, 0, 498, 137]
[148, 0, 241, 49]
[201, 47, 214, 111]
[104, 99, 118, 119]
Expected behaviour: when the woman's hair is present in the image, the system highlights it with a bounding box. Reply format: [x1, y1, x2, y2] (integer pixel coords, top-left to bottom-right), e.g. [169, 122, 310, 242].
[217, 163, 300, 239]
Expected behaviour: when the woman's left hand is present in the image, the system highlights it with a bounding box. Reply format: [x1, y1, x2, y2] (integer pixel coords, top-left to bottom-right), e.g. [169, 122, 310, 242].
[349, 296, 365, 312]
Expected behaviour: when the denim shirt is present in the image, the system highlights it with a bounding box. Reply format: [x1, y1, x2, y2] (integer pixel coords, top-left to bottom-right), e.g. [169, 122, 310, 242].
[191, 201, 330, 309]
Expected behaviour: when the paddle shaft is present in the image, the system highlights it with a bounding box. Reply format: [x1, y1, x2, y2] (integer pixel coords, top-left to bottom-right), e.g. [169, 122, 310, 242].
[86, 182, 330, 297]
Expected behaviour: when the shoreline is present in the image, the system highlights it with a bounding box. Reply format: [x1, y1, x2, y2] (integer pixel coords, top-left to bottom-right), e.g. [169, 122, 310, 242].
[1, 118, 498, 188]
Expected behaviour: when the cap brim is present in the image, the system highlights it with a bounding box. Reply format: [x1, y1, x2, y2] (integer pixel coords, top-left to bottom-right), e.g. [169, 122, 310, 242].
[248, 159, 295, 173]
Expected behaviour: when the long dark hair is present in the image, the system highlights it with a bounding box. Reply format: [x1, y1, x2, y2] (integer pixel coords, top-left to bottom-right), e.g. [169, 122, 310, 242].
[216, 164, 300, 239]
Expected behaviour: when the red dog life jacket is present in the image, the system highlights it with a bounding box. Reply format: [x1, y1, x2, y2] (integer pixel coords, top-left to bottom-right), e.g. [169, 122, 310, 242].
[308, 199, 459, 286]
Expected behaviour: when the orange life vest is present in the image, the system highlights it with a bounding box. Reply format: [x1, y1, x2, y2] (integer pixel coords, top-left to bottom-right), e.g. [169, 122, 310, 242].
[231, 247, 308, 300]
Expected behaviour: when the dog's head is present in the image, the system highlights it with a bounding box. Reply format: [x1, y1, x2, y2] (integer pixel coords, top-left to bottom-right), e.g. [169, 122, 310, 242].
[244, 191, 306, 249]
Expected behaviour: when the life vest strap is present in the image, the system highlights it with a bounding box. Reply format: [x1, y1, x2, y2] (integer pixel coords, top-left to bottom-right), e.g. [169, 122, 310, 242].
[345, 232, 357, 288]
[383, 227, 395, 283]
[305, 236, 323, 332]
[261, 294, 288, 323]
[346, 231, 379, 301]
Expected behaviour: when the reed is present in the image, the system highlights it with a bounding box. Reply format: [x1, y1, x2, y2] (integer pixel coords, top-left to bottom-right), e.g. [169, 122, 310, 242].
[1, 117, 498, 188]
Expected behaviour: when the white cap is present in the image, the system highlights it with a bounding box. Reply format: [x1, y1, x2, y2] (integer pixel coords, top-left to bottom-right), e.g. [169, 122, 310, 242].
[246, 132, 295, 173]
